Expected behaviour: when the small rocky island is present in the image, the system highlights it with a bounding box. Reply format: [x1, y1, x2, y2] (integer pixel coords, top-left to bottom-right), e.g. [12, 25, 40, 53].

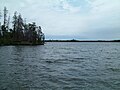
[0, 7, 45, 45]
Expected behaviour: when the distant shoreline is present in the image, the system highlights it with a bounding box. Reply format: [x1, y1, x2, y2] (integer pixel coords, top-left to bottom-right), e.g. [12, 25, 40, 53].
[0, 40, 120, 46]
[45, 40, 120, 42]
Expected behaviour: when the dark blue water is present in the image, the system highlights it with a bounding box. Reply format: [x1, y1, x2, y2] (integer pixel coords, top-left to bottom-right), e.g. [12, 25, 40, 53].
[0, 42, 120, 90]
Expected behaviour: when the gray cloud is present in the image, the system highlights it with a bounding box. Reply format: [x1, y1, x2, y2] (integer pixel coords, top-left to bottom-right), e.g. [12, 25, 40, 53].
[0, 0, 120, 40]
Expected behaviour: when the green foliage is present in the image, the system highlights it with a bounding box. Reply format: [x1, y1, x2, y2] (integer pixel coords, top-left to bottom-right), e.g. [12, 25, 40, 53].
[0, 7, 45, 45]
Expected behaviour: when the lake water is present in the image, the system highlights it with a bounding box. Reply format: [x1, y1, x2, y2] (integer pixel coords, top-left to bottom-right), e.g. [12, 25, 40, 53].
[0, 42, 120, 90]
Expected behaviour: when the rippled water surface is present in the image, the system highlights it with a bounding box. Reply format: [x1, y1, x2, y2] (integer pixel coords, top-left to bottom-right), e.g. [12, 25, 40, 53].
[0, 42, 120, 90]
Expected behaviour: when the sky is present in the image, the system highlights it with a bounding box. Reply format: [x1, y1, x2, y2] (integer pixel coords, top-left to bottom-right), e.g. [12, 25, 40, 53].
[0, 0, 120, 40]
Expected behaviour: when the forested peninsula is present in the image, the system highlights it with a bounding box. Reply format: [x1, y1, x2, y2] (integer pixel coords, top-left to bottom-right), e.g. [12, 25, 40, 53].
[0, 7, 45, 45]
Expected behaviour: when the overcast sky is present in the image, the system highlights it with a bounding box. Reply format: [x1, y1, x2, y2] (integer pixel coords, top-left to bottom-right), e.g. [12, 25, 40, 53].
[0, 0, 120, 40]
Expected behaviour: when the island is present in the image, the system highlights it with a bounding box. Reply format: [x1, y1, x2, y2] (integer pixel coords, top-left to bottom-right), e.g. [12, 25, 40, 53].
[0, 7, 45, 45]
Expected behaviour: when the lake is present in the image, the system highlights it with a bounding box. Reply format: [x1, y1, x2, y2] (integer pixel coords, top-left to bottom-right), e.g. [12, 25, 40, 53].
[0, 42, 120, 90]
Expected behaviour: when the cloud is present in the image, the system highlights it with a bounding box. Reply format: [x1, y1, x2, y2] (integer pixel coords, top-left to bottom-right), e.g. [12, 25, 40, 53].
[0, 0, 120, 40]
[59, 0, 81, 13]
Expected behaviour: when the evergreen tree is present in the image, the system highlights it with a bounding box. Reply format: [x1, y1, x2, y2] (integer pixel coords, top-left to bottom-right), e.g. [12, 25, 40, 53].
[12, 11, 18, 41]
[1, 7, 8, 38]
[12, 11, 17, 32]
[0, 7, 45, 45]
[17, 14, 24, 41]
[3, 7, 8, 27]
[0, 10, 2, 37]
[6, 15, 10, 31]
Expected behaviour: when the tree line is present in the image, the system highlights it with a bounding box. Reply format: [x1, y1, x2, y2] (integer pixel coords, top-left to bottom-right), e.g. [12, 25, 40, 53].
[0, 7, 45, 45]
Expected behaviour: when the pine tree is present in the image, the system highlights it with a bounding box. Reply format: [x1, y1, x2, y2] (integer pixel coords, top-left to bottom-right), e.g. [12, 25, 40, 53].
[17, 14, 24, 41]
[6, 15, 10, 31]
[3, 7, 8, 27]
[12, 11, 17, 32]
[0, 7, 45, 45]
[0, 10, 2, 37]
[12, 11, 18, 41]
